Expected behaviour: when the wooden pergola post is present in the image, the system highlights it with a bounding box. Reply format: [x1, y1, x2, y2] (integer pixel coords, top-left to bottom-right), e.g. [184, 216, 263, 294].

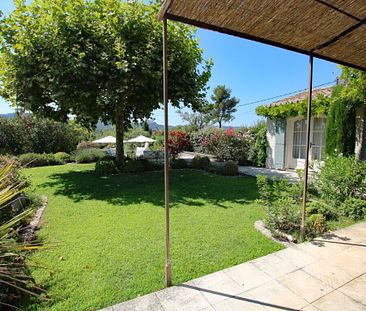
[163, 17, 172, 287]
[300, 52, 314, 242]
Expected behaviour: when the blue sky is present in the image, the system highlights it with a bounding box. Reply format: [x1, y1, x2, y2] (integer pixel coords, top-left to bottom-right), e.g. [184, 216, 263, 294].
[0, 0, 341, 126]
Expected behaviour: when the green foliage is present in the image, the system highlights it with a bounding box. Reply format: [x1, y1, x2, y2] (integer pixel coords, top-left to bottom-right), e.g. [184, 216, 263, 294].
[121, 158, 147, 174]
[306, 214, 328, 237]
[171, 158, 188, 169]
[340, 67, 366, 103]
[191, 156, 211, 170]
[18, 153, 61, 167]
[54, 152, 72, 164]
[248, 122, 268, 167]
[256, 95, 331, 118]
[23, 164, 282, 310]
[208, 85, 239, 128]
[325, 96, 356, 156]
[95, 159, 118, 176]
[77, 141, 101, 150]
[221, 160, 238, 176]
[340, 198, 366, 220]
[306, 201, 337, 221]
[0, 116, 88, 155]
[191, 128, 253, 162]
[0, 163, 40, 308]
[74, 149, 106, 164]
[178, 105, 211, 132]
[0, 0, 212, 164]
[316, 155, 366, 203]
[256, 175, 303, 235]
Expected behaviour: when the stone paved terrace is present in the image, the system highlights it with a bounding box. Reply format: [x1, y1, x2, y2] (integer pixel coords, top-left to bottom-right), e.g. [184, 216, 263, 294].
[100, 222, 366, 311]
[238, 166, 299, 182]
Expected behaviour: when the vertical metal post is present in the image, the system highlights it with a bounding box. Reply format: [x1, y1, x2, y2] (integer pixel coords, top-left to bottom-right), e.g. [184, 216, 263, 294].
[163, 17, 172, 287]
[300, 53, 313, 242]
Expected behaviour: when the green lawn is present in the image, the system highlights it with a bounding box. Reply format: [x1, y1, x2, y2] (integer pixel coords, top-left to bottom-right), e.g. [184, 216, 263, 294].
[24, 164, 283, 310]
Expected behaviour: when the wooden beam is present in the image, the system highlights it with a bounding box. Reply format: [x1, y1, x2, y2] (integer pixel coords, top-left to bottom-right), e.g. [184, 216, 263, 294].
[300, 53, 314, 242]
[157, 0, 174, 21]
[163, 17, 172, 287]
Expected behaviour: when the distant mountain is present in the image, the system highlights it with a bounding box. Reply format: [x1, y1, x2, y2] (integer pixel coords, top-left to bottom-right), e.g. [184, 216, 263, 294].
[95, 119, 171, 132]
[0, 113, 17, 118]
[1, 114, 168, 131]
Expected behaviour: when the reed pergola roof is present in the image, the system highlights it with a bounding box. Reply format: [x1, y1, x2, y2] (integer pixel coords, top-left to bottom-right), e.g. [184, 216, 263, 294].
[158, 0, 366, 71]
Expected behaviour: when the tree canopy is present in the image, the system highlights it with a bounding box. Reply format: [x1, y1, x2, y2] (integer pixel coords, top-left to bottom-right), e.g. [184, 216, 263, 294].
[0, 0, 212, 164]
[208, 85, 239, 128]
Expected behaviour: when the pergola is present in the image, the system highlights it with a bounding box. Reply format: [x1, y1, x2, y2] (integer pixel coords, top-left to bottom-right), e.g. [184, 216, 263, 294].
[158, 0, 366, 286]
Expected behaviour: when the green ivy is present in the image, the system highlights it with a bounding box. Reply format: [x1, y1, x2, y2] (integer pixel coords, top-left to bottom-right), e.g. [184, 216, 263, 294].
[256, 95, 331, 119]
[324, 96, 357, 156]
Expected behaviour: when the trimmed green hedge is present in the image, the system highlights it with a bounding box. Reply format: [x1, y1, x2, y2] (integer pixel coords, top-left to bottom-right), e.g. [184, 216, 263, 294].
[18, 153, 61, 167]
[74, 148, 106, 163]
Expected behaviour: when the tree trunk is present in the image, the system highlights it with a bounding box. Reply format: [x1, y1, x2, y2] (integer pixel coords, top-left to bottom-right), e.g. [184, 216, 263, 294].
[115, 105, 125, 166]
[218, 119, 222, 128]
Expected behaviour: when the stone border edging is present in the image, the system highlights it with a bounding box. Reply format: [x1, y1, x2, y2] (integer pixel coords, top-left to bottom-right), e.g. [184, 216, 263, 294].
[254, 220, 296, 248]
[23, 195, 48, 241]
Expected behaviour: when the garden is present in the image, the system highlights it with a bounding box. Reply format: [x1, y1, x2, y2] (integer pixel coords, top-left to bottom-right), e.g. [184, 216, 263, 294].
[22, 163, 282, 310]
[256, 155, 366, 242]
[0, 0, 365, 309]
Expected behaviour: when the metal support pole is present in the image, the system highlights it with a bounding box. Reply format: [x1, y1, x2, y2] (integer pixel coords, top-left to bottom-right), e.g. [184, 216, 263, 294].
[300, 53, 314, 242]
[163, 17, 172, 287]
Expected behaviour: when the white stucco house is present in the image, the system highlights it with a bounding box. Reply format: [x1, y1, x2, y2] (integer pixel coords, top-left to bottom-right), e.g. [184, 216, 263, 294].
[264, 87, 366, 170]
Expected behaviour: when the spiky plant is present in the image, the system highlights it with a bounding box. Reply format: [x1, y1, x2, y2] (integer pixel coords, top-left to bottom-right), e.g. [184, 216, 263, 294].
[0, 163, 41, 308]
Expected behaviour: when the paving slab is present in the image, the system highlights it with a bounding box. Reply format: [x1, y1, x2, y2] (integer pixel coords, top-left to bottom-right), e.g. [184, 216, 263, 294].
[213, 292, 267, 311]
[339, 273, 366, 305]
[312, 290, 366, 311]
[100, 222, 366, 311]
[250, 252, 299, 278]
[155, 283, 211, 311]
[302, 260, 355, 289]
[246, 280, 308, 310]
[101, 293, 163, 311]
[223, 262, 273, 291]
[277, 269, 333, 303]
[189, 271, 245, 305]
[238, 166, 299, 182]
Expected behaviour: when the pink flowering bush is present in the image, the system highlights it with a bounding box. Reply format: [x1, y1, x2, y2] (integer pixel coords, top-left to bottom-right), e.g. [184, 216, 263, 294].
[190, 128, 253, 162]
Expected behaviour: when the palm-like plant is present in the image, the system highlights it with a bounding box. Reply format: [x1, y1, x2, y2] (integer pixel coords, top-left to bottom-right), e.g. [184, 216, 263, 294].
[0, 163, 41, 308]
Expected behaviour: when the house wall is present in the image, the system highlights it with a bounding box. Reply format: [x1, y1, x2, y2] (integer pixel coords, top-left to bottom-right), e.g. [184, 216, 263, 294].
[266, 118, 286, 170]
[266, 119, 276, 169]
[267, 115, 327, 170]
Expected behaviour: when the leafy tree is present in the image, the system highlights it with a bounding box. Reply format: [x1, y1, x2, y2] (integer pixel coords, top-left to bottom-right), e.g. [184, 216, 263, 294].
[178, 100, 211, 131]
[0, 0, 211, 165]
[142, 119, 150, 133]
[340, 67, 366, 103]
[209, 85, 239, 128]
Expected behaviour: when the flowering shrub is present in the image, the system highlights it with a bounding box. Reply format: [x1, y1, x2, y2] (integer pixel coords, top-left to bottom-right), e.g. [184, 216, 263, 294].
[167, 131, 192, 156]
[191, 128, 253, 162]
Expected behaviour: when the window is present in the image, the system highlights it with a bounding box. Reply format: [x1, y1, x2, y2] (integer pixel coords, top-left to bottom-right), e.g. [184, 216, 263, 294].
[292, 119, 307, 159]
[312, 117, 326, 160]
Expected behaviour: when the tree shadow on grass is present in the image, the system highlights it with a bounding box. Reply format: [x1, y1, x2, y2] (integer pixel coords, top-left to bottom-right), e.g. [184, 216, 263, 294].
[39, 169, 259, 208]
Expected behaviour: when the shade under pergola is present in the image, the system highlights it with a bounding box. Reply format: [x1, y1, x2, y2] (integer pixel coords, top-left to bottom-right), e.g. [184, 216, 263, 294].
[126, 135, 156, 143]
[92, 136, 116, 144]
[158, 0, 366, 71]
[158, 0, 366, 287]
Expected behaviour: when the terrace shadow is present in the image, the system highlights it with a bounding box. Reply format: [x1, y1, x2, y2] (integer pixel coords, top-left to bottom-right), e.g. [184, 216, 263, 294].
[39, 169, 259, 208]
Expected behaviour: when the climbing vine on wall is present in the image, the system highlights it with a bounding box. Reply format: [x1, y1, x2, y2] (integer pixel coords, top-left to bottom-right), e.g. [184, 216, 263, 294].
[255, 94, 332, 119]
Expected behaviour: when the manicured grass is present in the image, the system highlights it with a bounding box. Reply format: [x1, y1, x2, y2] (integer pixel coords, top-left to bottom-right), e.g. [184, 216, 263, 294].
[24, 164, 282, 310]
